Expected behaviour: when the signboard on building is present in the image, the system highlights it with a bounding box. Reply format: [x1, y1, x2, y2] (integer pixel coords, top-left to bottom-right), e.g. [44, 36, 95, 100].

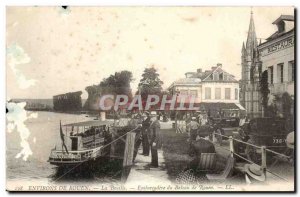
[259, 35, 294, 57]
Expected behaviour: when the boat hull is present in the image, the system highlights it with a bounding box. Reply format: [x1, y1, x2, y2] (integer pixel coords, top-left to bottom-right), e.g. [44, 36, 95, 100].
[49, 155, 109, 169]
[48, 146, 111, 168]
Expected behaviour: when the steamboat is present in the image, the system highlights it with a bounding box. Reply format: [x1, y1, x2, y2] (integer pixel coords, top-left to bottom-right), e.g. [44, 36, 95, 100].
[48, 120, 113, 168]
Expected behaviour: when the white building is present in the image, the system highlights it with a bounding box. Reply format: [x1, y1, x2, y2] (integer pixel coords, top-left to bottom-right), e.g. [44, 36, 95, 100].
[168, 64, 244, 117]
[258, 15, 294, 98]
[257, 15, 294, 126]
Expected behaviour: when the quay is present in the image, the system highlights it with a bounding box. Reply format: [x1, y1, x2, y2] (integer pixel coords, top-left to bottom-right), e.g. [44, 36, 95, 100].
[125, 148, 171, 190]
[124, 123, 294, 190]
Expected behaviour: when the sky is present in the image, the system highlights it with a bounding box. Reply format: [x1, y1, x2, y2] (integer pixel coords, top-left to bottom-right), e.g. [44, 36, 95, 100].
[6, 6, 294, 99]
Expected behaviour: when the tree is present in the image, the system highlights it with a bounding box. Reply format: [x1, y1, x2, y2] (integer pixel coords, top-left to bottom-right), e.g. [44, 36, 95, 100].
[100, 70, 133, 98]
[259, 70, 270, 116]
[282, 92, 294, 131]
[84, 70, 133, 110]
[138, 67, 163, 100]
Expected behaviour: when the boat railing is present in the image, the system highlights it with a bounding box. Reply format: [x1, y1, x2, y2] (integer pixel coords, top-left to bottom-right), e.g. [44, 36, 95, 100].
[49, 149, 95, 162]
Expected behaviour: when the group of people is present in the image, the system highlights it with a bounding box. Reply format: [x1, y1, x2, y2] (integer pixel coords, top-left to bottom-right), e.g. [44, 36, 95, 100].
[128, 111, 161, 168]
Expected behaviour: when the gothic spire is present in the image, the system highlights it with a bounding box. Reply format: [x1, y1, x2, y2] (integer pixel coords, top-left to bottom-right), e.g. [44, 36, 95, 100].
[242, 42, 246, 54]
[246, 11, 258, 61]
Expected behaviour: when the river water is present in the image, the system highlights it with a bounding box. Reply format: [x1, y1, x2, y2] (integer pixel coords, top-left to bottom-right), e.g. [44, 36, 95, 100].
[6, 111, 122, 185]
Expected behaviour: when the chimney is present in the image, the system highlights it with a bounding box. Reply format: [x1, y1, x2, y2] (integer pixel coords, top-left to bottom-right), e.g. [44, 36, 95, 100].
[217, 63, 222, 67]
[197, 68, 202, 73]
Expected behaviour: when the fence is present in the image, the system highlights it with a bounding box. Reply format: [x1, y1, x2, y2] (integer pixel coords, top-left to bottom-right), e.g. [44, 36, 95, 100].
[211, 132, 292, 182]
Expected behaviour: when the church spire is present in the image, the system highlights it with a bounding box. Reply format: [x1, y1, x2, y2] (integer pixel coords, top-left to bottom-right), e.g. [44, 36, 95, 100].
[246, 10, 258, 61]
[242, 42, 246, 55]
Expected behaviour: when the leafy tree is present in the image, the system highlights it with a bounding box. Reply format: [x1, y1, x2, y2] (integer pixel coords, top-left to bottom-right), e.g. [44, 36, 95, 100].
[84, 70, 133, 110]
[138, 67, 163, 100]
[100, 70, 133, 98]
[282, 92, 294, 131]
[259, 70, 270, 116]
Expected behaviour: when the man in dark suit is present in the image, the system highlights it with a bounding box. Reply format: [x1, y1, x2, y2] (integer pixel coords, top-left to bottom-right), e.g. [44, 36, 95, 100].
[147, 113, 161, 168]
[187, 117, 200, 156]
[128, 114, 143, 162]
[141, 112, 151, 156]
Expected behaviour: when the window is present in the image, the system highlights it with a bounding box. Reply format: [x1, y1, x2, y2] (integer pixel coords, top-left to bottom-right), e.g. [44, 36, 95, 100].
[269, 66, 274, 84]
[277, 63, 284, 83]
[288, 61, 294, 82]
[213, 73, 219, 80]
[223, 74, 228, 81]
[205, 87, 211, 99]
[258, 64, 262, 78]
[278, 21, 285, 33]
[215, 88, 221, 99]
[190, 90, 197, 97]
[235, 88, 238, 100]
[225, 88, 231, 100]
[250, 66, 255, 84]
[219, 73, 223, 80]
[180, 90, 188, 95]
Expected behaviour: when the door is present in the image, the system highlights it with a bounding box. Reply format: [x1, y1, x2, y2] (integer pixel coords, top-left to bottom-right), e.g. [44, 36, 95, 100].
[71, 137, 78, 151]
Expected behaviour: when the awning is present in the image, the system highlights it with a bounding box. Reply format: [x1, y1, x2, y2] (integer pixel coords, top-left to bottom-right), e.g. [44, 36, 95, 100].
[155, 102, 245, 111]
[64, 120, 113, 127]
[235, 103, 246, 111]
[198, 102, 242, 111]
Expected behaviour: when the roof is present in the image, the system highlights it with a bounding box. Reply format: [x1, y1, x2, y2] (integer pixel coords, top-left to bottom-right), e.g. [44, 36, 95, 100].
[169, 65, 237, 89]
[272, 15, 294, 24]
[263, 28, 294, 43]
[201, 66, 237, 82]
[200, 71, 212, 80]
[263, 15, 295, 42]
[64, 120, 113, 127]
[173, 77, 201, 85]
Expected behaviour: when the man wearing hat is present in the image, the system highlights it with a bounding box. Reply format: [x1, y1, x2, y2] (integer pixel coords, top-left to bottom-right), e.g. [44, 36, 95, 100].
[141, 111, 151, 156]
[147, 111, 161, 168]
[187, 117, 200, 156]
[128, 113, 143, 162]
[244, 164, 266, 183]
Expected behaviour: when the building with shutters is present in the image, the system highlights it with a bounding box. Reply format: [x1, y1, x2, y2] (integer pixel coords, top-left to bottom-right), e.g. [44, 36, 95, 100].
[168, 64, 244, 117]
[257, 14, 294, 129]
[258, 15, 294, 101]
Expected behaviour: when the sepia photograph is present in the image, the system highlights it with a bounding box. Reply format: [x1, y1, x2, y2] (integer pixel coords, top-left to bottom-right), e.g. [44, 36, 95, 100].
[6, 6, 295, 192]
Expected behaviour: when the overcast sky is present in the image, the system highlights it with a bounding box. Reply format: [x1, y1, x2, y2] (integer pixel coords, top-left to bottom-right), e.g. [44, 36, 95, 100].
[6, 6, 294, 99]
